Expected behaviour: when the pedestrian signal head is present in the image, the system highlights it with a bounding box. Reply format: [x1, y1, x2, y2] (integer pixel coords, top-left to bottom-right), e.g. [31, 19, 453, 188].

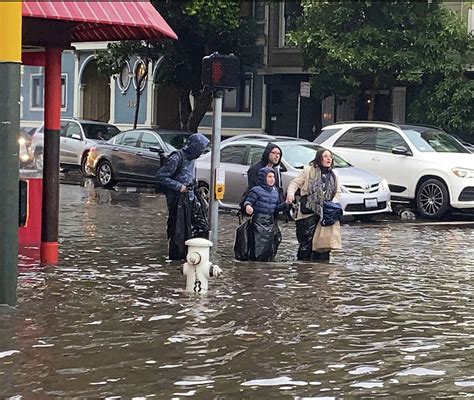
[201, 53, 240, 90]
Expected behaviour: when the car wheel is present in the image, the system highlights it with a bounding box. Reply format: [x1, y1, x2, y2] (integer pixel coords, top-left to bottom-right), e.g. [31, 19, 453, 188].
[34, 151, 43, 171]
[416, 178, 450, 219]
[198, 182, 210, 208]
[96, 160, 115, 188]
[81, 154, 92, 177]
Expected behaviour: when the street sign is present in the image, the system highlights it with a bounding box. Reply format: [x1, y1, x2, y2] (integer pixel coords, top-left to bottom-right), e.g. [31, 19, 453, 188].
[300, 81, 310, 98]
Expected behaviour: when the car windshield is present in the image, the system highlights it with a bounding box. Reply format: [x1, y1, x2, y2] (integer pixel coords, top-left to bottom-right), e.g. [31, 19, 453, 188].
[403, 128, 470, 153]
[280, 143, 351, 168]
[82, 123, 120, 141]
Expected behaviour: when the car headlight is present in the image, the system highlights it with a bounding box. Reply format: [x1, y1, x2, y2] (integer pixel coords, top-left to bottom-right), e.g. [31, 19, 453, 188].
[379, 178, 390, 191]
[339, 185, 349, 193]
[452, 167, 474, 178]
[18, 137, 26, 145]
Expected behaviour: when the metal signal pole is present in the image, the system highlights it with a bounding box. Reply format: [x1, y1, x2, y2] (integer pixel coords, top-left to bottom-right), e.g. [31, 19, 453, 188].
[208, 90, 223, 252]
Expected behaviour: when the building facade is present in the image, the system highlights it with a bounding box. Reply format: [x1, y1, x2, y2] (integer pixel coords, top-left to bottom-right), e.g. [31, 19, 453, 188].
[20, 1, 473, 140]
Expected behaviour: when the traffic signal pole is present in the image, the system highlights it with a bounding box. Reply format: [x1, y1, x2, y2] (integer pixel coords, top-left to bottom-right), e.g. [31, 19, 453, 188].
[208, 90, 223, 252]
[0, 1, 22, 306]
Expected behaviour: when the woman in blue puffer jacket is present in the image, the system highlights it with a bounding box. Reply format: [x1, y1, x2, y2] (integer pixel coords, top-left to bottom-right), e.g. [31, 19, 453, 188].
[243, 167, 287, 261]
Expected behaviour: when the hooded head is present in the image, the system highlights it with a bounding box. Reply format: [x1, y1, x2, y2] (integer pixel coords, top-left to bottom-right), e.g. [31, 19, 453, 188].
[261, 142, 282, 167]
[257, 167, 276, 188]
[183, 133, 210, 160]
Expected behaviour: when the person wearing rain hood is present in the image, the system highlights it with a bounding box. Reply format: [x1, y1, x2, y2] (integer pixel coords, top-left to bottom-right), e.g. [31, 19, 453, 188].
[242, 167, 288, 261]
[157, 133, 210, 260]
[247, 142, 283, 189]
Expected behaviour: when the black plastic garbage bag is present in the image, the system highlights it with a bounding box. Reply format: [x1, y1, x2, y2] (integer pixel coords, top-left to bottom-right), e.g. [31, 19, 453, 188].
[295, 214, 318, 261]
[167, 193, 193, 260]
[234, 218, 251, 261]
[249, 214, 281, 262]
[191, 189, 209, 238]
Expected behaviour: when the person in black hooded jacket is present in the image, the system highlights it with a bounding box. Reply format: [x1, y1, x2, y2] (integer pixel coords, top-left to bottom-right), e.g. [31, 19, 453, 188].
[247, 142, 283, 190]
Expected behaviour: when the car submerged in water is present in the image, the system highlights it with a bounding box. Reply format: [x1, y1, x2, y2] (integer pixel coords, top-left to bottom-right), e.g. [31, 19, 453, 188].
[195, 137, 392, 219]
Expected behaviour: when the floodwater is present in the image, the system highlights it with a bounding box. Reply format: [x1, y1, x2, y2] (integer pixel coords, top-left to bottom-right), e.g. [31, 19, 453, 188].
[1, 182, 473, 398]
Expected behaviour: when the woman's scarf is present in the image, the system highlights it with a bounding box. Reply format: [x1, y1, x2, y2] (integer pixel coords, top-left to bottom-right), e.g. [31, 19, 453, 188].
[305, 167, 337, 217]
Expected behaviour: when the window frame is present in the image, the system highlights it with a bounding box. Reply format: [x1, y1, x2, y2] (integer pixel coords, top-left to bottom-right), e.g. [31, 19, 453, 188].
[220, 144, 248, 164]
[29, 72, 68, 111]
[278, 1, 303, 48]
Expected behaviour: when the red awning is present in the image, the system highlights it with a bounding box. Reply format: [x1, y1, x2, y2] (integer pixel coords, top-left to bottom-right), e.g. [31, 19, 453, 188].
[22, 1, 177, 44]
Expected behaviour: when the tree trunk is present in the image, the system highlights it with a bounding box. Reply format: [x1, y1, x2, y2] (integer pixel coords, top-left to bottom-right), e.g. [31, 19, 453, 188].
[181, 87, 212, 132]
[367, 75, 378, 121]
[178, 89, 192, 131]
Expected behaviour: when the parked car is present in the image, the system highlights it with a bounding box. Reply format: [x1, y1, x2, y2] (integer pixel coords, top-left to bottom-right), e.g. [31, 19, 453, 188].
[86, 128, 176, 188]
[195, 138, 392, 219]
[29, 118, 121, 173]
[18, 126, 36, 168]
[314, 121, 474, 218]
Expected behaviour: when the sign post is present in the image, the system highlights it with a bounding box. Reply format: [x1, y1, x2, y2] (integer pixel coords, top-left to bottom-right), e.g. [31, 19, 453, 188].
[297, 81, 310, 139]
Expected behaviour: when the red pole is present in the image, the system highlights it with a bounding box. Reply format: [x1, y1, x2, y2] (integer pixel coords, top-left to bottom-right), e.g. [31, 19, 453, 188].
[41, 47, 62, 264]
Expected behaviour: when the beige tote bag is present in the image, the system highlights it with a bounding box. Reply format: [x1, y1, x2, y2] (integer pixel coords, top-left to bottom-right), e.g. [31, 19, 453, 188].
[313, 221, 342, 251]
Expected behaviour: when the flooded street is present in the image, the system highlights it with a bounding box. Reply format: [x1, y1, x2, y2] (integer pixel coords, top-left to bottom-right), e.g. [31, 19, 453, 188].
[1, 181, 474, 398]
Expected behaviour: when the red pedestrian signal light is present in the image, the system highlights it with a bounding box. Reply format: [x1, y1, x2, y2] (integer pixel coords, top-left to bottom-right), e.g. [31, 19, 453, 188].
[202, 53, 240, 90]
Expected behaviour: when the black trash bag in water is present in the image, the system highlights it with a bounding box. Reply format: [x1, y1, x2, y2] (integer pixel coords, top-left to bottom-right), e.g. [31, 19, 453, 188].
[234, 218, 252, 261]
[167, 193, 193, 260]
[249, 214, 281, 262]
[295, 214, 318, 261]
[191, 189, 209, 238]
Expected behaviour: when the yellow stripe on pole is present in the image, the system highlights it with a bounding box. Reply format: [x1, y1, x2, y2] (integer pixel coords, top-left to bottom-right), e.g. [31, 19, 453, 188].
[0, 1, 22, 63]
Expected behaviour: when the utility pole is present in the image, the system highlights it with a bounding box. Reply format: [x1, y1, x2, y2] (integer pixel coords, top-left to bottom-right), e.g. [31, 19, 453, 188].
[0, 1, 22, 306]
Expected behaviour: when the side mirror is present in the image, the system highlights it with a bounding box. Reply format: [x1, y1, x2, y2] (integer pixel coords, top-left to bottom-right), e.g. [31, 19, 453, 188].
[71, 133, 82, 141]
[149, 146, 164, 155]
[392, 146, 411, 156]
[279, 163, 288, 172]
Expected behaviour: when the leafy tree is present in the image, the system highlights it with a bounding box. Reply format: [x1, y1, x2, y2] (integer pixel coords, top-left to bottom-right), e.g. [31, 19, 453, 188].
[408, 74, 474, 140]
[97, 0, 257, 131]
[290, 0, 472, 120]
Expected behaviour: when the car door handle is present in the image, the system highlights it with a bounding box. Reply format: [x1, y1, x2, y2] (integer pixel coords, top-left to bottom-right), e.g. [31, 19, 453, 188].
[242, 172, 248, 177]
[372, 157, 380, 162]
[137, 151, 143, 156]
[112, 147, 119, 151]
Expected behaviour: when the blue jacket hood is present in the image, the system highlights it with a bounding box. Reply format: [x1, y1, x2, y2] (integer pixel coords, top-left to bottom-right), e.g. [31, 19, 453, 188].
[183, 133, 210, 160]
[257, 167, 276, 189]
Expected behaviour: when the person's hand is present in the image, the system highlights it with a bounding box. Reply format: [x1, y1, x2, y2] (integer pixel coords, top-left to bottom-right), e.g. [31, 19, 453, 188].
[286, 193, 295, 204]
[245, 205, 254, 215]
[180, 185, 188, 193]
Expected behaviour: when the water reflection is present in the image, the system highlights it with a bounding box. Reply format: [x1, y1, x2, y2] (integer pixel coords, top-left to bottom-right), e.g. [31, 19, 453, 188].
[5, 184, 474, 398]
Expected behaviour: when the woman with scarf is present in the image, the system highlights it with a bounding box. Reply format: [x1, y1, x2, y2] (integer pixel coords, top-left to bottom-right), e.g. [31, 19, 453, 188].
[285, 149, 341, 261]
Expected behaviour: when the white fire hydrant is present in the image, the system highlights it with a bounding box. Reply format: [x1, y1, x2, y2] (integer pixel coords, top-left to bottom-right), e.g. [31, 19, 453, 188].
[183, 238, 222, 293]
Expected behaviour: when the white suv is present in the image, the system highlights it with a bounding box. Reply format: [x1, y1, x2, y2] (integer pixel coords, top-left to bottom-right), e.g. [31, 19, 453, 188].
[315, 122, 474, 218]
[29, 118, 120, 174]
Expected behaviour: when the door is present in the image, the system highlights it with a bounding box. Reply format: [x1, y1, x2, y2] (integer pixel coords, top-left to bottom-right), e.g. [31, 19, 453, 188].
[110, 131, 143, 179]
[61, 121, 83, 165]
[82, 59, 110, 122]
[137, 131, 164, 181]
[219, 144, 249, 206]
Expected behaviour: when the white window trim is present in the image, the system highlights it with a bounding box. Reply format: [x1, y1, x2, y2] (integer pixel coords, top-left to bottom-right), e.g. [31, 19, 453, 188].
[278, 2, 287, 48]
[29, 72, 68, 112]
[29, 73, 43, 111]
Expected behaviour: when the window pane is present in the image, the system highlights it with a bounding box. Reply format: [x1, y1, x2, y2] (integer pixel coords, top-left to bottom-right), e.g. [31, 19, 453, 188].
[32, 77, 43, 108]
[140, 132, 160, 149]
[375, 128, 407, 153]
[224, 88, 237, 111]
[221, 145, 247, 164]
[121, 131, 141, 147]
[65, 123, 81, 138]
[61, 76, 66, 108]
[247, 146, 264, 166]
[334, 128, 376, 150]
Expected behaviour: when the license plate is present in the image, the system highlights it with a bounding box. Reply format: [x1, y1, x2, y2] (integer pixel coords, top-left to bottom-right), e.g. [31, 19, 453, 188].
[364, 198, 378, 208]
